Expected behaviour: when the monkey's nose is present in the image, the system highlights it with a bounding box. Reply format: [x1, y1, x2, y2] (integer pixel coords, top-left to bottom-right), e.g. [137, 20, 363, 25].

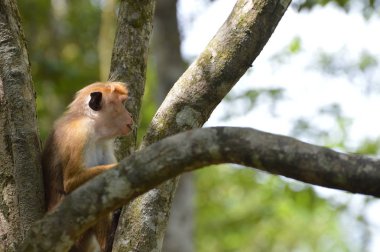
[126, 119, 134, 131]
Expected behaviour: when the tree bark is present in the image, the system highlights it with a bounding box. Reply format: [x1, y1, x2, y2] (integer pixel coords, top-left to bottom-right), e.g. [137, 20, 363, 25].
[21, 126, 380, 251]
[122, 0, 292, 250]
[108, 0, 155, 158]
[0, 0, 44, 251]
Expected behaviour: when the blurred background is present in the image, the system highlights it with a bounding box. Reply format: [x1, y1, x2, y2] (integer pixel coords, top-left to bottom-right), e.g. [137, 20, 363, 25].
[19, 0, 380, 251]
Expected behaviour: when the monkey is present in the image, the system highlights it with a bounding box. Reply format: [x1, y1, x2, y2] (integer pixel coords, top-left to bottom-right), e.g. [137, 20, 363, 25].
[41, 82, 133, 252]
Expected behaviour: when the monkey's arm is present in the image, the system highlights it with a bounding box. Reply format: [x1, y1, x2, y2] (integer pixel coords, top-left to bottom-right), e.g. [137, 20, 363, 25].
[64, 164, 116, 193]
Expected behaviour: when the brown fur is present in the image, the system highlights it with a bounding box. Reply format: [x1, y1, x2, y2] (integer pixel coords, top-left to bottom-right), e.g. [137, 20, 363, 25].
[42, 82, 133, 251]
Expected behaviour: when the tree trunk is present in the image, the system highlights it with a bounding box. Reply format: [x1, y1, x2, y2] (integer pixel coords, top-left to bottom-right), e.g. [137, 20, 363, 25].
[152, 0, 185, 105]
[162, 173, 194, 252]
[0, 0, 44, 251]
[151, 0, 194, 251]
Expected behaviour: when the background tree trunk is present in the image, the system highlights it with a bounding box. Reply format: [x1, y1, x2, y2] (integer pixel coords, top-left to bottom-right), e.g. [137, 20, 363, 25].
[162, 174, 194, 252]
[0, 0, 44, 251]
[151, 0, 194, 251]
[152, 0, 185, 104]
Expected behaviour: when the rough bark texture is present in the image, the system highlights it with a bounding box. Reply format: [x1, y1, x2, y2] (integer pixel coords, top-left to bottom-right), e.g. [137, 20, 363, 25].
[108, 0, 155, 158]
[151, 0, 194, 251]
[21, 126, 380, 251]
[122, 0, 292, 250]
[0, 0, 44, 251]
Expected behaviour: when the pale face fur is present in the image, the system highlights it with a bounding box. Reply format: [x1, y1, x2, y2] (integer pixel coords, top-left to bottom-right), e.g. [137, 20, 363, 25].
[90, 90, 132, 139]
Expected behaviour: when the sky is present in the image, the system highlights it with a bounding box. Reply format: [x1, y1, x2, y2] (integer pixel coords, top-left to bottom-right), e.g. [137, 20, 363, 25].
[178, 0, 380, 250]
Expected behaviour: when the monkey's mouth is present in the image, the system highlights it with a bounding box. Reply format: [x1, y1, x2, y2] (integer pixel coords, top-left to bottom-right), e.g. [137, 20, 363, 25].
[126, 124, 133, 131]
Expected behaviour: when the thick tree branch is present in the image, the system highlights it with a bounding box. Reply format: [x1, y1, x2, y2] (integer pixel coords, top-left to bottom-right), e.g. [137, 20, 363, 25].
[22, 127, 379, 251]
[123, 0, 292, 250]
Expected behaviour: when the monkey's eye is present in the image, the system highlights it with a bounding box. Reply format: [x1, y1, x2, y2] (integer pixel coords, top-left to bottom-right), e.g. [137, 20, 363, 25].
[89, 92, 102, 111]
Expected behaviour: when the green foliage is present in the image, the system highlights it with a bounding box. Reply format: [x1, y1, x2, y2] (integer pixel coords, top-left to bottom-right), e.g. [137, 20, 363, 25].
[270, 37, 303, 65]
[18, 0, 103, 140]
[294, 0, 349, 10]
[221, 88, 285, 120]
[358, 51, 378, 72]
[291, 103, 354, 149]
[289, 37, 302, 54]
[196, 166, 351, 252]
[291, 118, 330, 142]
[137, 61, 158, 143]
[311, 49, 380, 92]
[292, 0, 379, 17]
[356, 138, 380, 155]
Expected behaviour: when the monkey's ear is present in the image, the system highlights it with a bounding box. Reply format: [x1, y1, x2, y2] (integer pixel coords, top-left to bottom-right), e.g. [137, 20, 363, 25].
[89, 92, 102, 111]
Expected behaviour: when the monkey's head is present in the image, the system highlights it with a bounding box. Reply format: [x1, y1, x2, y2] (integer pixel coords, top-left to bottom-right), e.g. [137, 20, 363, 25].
[70, 82, 134, 139]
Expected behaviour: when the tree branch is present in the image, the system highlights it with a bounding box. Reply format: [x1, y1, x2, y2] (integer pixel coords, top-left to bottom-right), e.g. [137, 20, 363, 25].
[22, 127, 380, 251]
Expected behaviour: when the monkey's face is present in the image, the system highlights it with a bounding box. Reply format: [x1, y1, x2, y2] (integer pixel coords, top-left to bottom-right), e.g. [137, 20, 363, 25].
[89, 91, 133, 139]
